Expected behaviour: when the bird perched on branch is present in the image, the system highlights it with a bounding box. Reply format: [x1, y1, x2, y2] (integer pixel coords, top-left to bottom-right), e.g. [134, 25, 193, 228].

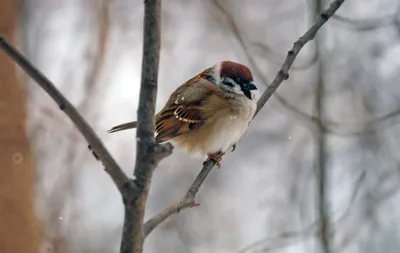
[108, 61, 257, 167]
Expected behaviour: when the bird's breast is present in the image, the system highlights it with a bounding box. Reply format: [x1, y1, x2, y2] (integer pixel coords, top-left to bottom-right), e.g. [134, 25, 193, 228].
[173, 96, 256, 159]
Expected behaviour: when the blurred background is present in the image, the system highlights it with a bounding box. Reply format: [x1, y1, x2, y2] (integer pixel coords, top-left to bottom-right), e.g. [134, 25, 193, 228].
[1, 0, 400, 252]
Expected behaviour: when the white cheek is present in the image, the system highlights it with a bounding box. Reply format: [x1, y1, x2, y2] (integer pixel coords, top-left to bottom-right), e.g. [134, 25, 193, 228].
[233, 85, 244, 95]
[251, 89, 260, 100]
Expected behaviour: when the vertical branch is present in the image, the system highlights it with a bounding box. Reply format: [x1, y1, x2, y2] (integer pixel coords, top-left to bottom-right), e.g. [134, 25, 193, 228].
[314, 57, 330, 253]
[0, 0, 347, 251]
[314, 0, 331, 252]
[135, 0, 161, 189]
[120, 1, 172, 253]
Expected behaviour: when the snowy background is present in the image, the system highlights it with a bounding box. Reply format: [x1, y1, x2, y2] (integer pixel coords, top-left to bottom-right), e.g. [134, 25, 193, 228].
[17, 0, 400, 252]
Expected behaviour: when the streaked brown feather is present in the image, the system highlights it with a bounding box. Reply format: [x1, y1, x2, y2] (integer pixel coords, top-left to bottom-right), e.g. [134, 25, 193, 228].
[108, 66, 233, 145]
[107, 121, 137, 133]
[154, 76, 224, 143]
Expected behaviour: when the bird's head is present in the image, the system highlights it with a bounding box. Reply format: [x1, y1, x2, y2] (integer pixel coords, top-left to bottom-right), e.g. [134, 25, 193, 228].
[204, 61, 258, 100]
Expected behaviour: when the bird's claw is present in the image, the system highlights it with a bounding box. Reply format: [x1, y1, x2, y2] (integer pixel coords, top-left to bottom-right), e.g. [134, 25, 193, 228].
[207, 152, 224, 168]
[191, 202, 200, 208]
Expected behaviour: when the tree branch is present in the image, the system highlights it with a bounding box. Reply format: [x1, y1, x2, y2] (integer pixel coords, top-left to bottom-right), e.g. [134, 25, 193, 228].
[254, 0, 345, 117]
[142, 0, 347, 236]
[144, 160, 214, 236]
[119, 0, 173, 252]
[0, 37, 129, 193]
[211, 0, 318, 130]
[0, 0, 347, 249]
[314, 0, 332, 252]
[0, 1, 171, 252]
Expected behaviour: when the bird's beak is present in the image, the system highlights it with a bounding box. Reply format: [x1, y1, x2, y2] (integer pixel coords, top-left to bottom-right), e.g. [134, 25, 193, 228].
[245, 82, 257, 90]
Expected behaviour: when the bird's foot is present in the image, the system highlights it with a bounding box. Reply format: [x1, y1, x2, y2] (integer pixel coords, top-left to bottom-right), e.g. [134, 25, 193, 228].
[231, 143, 236, 152]
[206, 152, 224, 168]
[191, 202, 200, 208]
[177, 201, 200, 213]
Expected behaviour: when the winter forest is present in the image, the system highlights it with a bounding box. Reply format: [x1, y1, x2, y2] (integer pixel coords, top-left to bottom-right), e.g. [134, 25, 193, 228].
[1, 0, 400, 253]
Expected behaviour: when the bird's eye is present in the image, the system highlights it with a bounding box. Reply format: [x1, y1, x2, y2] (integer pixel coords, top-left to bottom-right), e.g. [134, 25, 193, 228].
[206, 75, 216, 84]
[234, 77, 242, 84]
[223, 80, 234, 87]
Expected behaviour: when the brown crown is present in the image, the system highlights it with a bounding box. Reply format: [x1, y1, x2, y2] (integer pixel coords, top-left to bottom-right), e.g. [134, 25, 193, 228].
[219, 61, 253, 82]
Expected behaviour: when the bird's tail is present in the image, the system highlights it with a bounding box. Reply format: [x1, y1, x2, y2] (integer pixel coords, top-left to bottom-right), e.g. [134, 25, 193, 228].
[107, 121, 137, 133]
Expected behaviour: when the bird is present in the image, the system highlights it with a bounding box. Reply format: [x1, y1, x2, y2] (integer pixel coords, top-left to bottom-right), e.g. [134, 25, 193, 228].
[108, 61, 258, 167]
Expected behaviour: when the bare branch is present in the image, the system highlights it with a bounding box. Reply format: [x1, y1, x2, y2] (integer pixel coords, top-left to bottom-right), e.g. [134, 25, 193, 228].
[312, 2, 329, 253]
[143, 0, 347, 236]
[119, 0, 173, 252]
[144, 160, 214, 236]
[0, 37, 129, 193]
[212, 0, 317, 128]
[314, 64, 330, 253]
[254, 0, 346, 118]
[213, 0, 400, 138]
[0, 0, 347, 250]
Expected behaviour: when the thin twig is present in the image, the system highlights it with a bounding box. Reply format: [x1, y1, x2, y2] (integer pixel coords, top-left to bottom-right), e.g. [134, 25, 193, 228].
[144, 160, 214, 236]
[213, 0, 400, 138]
[0, 0, 347, 249]
[254, 0, 346, 117]
[314, 0, 331, 252]
[212, 0, 317, 128]
[143, 0, 347, 236]
[0, 37, 129, 193]
[315, 53, 330, 253]
[119, 1, 173, 253]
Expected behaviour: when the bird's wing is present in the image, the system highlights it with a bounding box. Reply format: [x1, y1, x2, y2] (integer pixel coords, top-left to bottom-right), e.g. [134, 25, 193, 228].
[155, 77, 222, 142]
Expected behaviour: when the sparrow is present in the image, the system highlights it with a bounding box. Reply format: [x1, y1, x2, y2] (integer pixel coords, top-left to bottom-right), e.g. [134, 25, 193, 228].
[108, 61, 258, 167]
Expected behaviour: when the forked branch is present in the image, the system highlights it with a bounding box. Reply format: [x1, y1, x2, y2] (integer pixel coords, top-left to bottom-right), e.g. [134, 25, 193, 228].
[143, 0, 347, 236]
[1, 1, 172, 253]
[0, 0, 346, 250]
[116, 0, 173, 252]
